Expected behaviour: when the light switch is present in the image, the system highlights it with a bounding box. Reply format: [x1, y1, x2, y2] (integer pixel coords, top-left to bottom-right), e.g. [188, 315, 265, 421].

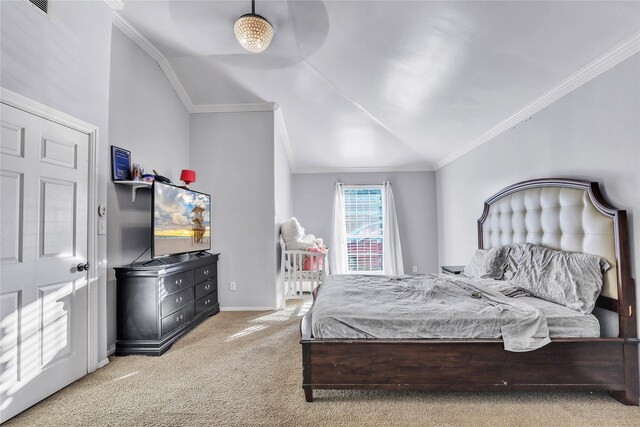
[98, 219, 106, 235]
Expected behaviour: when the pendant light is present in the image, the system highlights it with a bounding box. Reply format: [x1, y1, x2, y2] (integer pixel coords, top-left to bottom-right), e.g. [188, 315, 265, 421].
[234, 0, 274, 53]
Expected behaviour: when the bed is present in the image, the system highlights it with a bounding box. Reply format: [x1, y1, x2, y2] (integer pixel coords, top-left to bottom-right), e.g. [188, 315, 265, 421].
[299, 178, 638, 405]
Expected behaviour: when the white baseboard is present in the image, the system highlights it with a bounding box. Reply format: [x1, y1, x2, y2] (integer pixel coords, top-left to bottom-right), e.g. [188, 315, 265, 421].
[107, 343, 116, 356]
[97, 358, 110, 369]
[220, 306, 278, 311]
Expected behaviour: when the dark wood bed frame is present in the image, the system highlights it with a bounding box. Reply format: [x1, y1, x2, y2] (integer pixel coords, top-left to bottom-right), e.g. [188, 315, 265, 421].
[300, 178, 639, 405]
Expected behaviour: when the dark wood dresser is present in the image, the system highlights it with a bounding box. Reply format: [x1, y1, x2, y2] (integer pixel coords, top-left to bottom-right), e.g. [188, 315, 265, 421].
[115, 252, 220, 356]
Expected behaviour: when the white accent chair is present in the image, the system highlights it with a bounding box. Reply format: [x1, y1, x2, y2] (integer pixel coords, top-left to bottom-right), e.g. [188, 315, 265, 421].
[280, 237, 327, 298]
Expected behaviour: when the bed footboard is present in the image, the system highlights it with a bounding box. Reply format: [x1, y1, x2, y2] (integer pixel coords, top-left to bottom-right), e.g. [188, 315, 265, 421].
[300, 310, 639, 405]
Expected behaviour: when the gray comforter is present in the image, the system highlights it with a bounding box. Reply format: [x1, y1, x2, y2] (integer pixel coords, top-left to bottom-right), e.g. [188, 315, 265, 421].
[311, 274, 552, 352]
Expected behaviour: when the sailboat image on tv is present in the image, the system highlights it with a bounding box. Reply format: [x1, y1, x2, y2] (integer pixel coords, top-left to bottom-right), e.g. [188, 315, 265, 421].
[152, 182, 211, 257]
[192, 205, 206, 243]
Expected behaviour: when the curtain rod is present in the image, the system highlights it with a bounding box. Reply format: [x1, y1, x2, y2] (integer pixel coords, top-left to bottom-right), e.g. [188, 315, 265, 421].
[338, 182, 389, 187]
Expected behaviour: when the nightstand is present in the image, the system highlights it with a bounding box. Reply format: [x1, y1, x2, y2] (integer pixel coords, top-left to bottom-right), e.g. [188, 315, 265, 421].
[441, 265, 465, 275]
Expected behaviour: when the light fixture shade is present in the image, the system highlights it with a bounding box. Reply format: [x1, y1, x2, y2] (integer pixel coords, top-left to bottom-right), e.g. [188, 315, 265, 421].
[234, 13, 273, 53]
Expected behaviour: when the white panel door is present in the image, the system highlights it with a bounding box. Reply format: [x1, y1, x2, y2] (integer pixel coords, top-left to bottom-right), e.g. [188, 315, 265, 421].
[0, 103, 89, 422]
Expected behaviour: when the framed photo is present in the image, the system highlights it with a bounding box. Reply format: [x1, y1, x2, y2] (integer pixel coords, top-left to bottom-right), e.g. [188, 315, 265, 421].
[111, 146, 131, 181]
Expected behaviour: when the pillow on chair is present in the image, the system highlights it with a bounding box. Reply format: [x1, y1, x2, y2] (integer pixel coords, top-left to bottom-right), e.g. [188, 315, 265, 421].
[303, 247, 325, 271]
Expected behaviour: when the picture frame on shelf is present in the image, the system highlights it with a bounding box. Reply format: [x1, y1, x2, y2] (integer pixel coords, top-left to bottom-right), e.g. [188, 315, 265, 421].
[111, 146, 131, 181]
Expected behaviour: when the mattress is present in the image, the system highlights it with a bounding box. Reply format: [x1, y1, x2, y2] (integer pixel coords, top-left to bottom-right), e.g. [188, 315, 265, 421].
[311, 274, 599, 351]
[516, 296, 600, 337]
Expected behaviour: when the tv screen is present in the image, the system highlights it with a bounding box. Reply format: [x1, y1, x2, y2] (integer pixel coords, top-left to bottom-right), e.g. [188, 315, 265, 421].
[152, 181, 211, 258]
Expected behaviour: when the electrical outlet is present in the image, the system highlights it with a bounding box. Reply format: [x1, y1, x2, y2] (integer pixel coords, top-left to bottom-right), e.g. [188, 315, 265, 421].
[412, 266, 418, 273]
[230, 281, 237, 291]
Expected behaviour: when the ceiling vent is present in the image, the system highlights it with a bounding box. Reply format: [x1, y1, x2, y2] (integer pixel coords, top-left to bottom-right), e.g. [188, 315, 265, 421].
[27, 0, 48, 15]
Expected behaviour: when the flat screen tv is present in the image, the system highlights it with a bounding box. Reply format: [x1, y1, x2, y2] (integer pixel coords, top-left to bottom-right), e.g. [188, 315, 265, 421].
[152, 181, 211, 258]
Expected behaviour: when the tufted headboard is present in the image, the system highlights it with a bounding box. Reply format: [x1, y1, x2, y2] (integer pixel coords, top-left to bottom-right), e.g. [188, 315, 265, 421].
[478, 179, 634, 322]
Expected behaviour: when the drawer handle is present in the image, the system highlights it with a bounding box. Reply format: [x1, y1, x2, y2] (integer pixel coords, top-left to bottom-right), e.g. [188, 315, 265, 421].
[205, 284, 210, 290]
[176, 314, 183, 322]
[204, 299, 209, 305]
[176, 278, 182, 286]
[176, 296, 183, 303]
[204, 270, 209, 275]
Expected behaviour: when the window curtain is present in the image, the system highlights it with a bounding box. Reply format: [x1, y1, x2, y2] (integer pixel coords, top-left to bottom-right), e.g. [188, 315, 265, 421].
[382, 181, 404, 275]
[330, 182, 348, 274]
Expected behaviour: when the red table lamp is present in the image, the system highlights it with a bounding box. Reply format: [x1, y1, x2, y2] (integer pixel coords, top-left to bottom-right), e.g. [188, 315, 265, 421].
[180, 169, 196, 186]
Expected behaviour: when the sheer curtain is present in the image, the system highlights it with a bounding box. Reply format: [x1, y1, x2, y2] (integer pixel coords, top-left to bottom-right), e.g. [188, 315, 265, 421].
[382, 181, 404, 275]
[330, 182, 348, 274]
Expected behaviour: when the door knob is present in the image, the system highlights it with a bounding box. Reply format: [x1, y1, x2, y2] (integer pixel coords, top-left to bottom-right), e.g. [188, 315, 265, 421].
[77, 263, 90, 271]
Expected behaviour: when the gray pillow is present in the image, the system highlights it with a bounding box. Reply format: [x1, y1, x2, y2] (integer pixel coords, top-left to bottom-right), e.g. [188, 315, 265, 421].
[507, 244, 610, 314]
[463, 246, 509, 279]
[503, 243, 535, 280]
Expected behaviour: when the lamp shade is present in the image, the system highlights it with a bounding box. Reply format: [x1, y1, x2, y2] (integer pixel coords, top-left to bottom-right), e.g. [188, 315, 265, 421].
[180, 169, 196, 185]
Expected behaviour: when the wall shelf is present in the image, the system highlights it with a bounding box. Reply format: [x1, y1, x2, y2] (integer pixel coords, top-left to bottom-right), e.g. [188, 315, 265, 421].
[114, 180, 152, 202]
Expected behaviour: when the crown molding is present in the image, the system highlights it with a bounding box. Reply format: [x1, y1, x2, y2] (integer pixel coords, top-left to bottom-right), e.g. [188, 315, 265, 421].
[294, 164, 434, 174]
[190, 102, 277, 113]
[112, 13, 281, 115]
[104, 0, 124, 11]
[112, 12, 193, 112]
[434, 32, 640, 170]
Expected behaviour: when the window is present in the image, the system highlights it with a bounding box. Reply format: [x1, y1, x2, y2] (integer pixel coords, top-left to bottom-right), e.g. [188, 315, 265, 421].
[343, 186, 384, 273]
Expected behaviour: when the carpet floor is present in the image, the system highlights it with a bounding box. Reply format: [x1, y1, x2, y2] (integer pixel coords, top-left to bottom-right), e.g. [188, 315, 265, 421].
[6, 299, 640, 426]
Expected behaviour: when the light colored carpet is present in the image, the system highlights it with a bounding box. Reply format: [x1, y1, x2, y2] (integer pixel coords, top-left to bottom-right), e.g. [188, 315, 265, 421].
[6, 299, 640, 426]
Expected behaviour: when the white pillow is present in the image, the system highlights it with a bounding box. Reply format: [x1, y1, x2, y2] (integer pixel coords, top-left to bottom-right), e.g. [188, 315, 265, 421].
[281, 218, 316, 250]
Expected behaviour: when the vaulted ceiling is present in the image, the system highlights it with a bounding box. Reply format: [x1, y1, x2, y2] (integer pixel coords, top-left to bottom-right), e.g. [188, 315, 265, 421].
[118, 1, 640, 172]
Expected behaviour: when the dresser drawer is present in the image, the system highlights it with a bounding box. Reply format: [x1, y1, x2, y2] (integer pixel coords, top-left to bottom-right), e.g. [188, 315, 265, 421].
[161, 270, 194, 294]
[195, 263, 216, 284]
[161, 288, 194, 317]
[195, 291, 217, 316]
[161, 305, 194, 337]
[194, 278, 216, 300]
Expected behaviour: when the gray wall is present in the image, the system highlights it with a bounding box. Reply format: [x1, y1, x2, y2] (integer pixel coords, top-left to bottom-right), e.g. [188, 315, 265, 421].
[190, 111, 279, 309]
[0, 0, 113, 361]
[274, 112, 293, 307]
[106, 26, 190, 350]
[436, 53, 640, 336]
[292, 171, 439, 274]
